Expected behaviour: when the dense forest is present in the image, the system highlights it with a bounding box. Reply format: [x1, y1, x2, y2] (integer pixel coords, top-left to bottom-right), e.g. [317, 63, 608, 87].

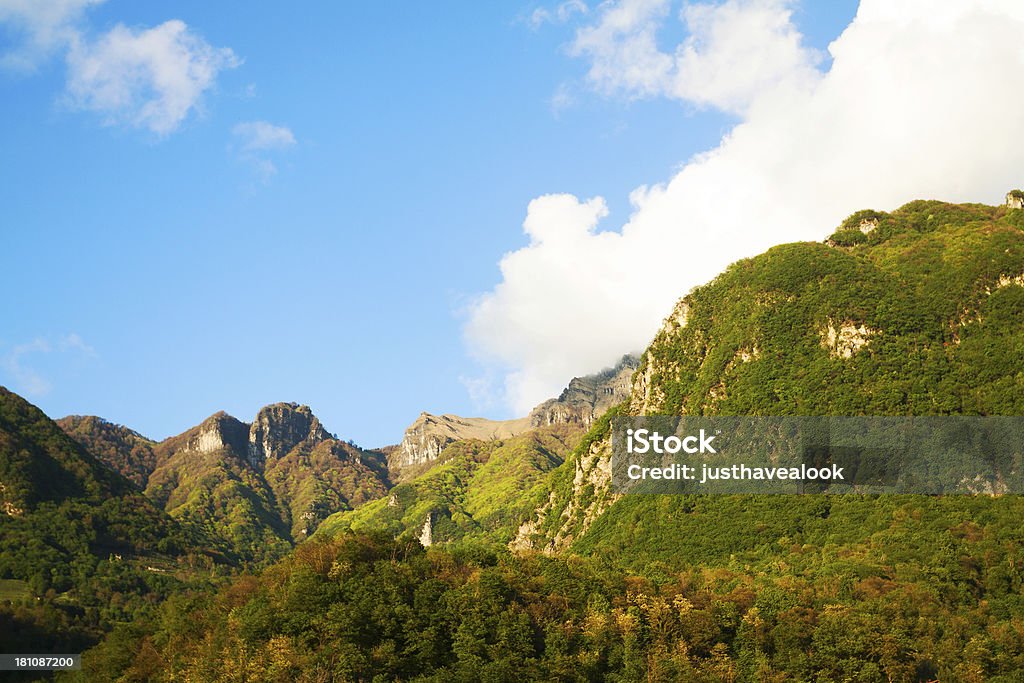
[67, 495, 1024, 681]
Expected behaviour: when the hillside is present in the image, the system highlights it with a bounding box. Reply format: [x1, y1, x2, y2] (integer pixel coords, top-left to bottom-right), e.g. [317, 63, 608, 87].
[316, 357, 639, 546]
[0, 388, 217, 660]
[55, 415, 156, 488]
[316, 424, 581, 546]
[515, 199, 1024, 556]
[390, 413, 533, 480]
[0, 388, 200, 585]
[144, 410, 293, 563]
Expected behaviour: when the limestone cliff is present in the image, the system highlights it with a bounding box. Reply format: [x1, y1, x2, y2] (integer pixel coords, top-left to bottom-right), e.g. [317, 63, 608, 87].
[248, 402, 329, 467]
[390, 355, 640, 480]
[528, 355, 639, 428]
[146, 411, 251, 483]
[390, 413, 531, 478]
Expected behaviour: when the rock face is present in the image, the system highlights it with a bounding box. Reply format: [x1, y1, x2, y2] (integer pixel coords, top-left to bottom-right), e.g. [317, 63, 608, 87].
[394, 413, 531, 472]
[820, 320, 877, 359]
[631, 301, 690, 415]
[858, 217, 879, 234]
[418, 512, 434, 547]
[528, 355, 639, 428]
[184, 412, 250, 457]
[390, 355, 640, 479]
[1006, 190, 1024, 209]
[248, 403, 329, 467]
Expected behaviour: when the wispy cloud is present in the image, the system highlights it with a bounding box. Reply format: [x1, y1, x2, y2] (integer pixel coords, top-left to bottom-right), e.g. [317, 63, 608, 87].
[549, 82, 575, 116]
[233, 120, 296, 152]
[232, 120, 296, 181]
[1, 333, 96, 397]
[459, 373, 498, 412]
[0, 1, 240, 134]
[571, 0, 820, 114]
[0, 0, 103, 70]
[530, 0, 589, 29]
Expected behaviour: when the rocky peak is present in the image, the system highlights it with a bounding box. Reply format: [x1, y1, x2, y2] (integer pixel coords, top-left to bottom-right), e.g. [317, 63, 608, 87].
[186, 412, 249, 456]
[391, 355, 640, 478]
[394, 413, 530, 473]
[528, 354, 640, 428]
[248, 402, 328, 467]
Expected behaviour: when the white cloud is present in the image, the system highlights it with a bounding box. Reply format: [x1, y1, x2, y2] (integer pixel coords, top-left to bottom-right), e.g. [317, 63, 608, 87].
[2, 333, 96, 397]
[570, 0, 673, 99]
[550, 82, 576, 115]
[0, 2, 239, 134]
[232, 120, 296, 180]
[531, 0, 589, 29]
[467, 0, 1024, 415]
[65, 20, 240, 134]
[0, 0, 103, 69]
[572, 0, 821, 114]
[233, 120, 296, 152]
[60, 332, 96, 357]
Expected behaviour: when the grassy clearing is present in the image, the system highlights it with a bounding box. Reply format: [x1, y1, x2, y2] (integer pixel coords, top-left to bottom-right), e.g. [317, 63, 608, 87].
[0, 578, 32, 602]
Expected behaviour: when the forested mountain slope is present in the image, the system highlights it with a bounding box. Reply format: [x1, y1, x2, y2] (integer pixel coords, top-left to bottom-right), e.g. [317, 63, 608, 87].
[514, 199, 1024, 556]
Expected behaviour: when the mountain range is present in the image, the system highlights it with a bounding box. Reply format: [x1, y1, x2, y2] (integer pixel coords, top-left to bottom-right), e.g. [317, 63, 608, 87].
[31, 354, 640, 566]
[4, 195, 1024, 680]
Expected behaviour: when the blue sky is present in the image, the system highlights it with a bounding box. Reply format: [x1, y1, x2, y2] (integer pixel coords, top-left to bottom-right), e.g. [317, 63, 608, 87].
[0, 0, 889, 446]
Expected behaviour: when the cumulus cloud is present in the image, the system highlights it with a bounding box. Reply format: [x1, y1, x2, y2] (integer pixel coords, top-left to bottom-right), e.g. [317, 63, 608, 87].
[232, 120, 296, 180]
[65, 20, 239, 134]
[2, 333, 96, 397]
[467, 0, 1024, 415]
[0, 1, 239, 134]
[572, 0, 821, 113]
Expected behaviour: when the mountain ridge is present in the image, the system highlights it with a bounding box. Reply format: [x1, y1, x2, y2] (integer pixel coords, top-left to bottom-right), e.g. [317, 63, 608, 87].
[388, 354, 640, 479]
[58, 401, 390, 563]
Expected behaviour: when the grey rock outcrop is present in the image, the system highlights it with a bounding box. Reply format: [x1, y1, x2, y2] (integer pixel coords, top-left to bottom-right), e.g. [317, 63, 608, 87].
[185, 412, 249, 457]
[528, 354, 639, 428]
[418, 512, 434, 547]
[391, 355, 640, 477]
[248, 403, 329, 467]
[394, 413, 530, 472]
